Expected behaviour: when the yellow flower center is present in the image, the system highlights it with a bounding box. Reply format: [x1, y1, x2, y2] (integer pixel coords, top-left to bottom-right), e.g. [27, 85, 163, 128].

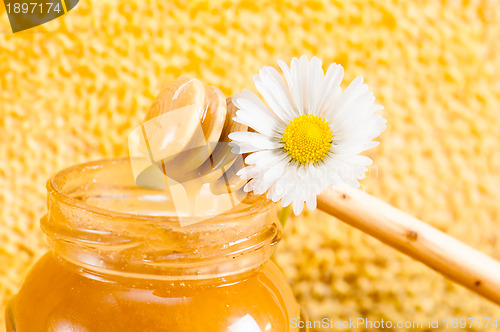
[282, 114, 333, 164]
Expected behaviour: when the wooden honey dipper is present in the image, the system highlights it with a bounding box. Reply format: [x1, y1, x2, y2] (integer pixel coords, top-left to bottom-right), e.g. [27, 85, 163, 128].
[135, 76, 247, 200]
[137, 76, 500, 305]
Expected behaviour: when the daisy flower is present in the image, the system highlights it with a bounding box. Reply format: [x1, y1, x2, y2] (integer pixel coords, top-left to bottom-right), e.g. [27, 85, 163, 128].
[228, 56, 387, 215]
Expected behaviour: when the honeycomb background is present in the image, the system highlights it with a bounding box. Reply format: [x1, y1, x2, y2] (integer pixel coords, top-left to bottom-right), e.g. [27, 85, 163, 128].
[1, 0, 500, 331]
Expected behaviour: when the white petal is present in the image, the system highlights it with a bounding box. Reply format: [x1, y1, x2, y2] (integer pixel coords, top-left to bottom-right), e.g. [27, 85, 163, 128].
[333, 114, 386, 147]
[333, 127, 385, 155]
[304, 164, 326, 193]
[318, 63, 344, 117]
[273, 166, 296, 197]
[229, 141, 264, 154]
[249, 176, 274, 195]
[244, 149, 281, 165]
[332, 154, 373, 167]
[277, 59, 292, 93]
[332, 140, 379, 155]
[280, 196, 292, 208]
[292, 198, 305, 215]
[229, 131, 282, 149]
[323, 158, 353, 181]
[324, 76, 366, 120]
[243, 180, 254, 192]
[280, 177, 299, 207]
[261, 156, 288, 184]
[233, 91, 282, 137]
[329, 91, 376, 134]
[306, 193, 317, 210]
[305, 56, 324, 115]
[236, 165, 261, 180]
[343, 177, 361, 188]
[266, 186, 277, 201]
[253, 152, 287, 169]
[254, 66, 297, 122]
[237, 153, 287, 179]
[286, 56, 309, 115]
[316, 160, 342, 185]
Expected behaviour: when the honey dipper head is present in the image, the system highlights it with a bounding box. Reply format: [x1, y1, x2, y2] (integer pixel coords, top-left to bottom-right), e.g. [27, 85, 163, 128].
[139, 76, 246, 187]
[128, 76, 250, 222]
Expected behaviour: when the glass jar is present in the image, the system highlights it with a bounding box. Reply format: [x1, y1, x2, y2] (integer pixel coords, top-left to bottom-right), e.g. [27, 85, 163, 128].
[6, 158, 308, 331]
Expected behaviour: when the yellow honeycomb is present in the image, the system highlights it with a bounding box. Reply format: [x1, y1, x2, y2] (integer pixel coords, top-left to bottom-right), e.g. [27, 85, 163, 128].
[1, 0, 500, 331]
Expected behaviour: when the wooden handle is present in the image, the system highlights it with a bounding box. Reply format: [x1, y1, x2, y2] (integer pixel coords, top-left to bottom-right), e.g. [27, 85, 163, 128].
[317, 184, 500, 305]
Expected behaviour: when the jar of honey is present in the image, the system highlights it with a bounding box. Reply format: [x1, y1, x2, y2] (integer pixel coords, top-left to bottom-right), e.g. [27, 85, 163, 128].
[6, 158, 308, 331]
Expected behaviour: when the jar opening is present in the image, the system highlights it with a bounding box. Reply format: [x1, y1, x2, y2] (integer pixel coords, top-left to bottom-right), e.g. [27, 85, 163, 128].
[43, 158, 280, 280]
[47, 157, 273, 224]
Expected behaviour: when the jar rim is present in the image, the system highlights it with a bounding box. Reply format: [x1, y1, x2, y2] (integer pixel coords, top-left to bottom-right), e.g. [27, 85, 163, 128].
[47, 157, 274, 226]
[44, 157, 280, 279]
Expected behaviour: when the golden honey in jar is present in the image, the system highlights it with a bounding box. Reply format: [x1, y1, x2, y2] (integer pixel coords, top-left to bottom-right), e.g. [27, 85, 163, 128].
[6, 158, 308, 331]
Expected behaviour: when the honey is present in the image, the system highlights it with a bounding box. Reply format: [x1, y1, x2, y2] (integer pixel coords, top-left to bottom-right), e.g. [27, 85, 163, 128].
[6, 158, 307, 331]
[8, 254, 298, 331]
